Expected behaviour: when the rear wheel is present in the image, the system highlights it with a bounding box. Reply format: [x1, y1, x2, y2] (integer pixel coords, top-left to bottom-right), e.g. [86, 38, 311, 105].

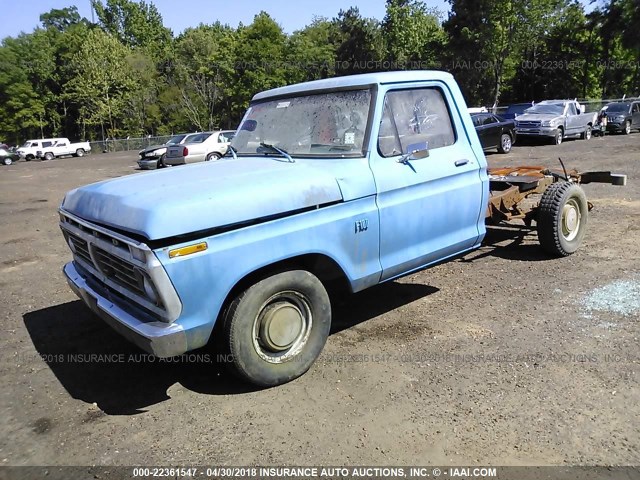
[75, 148, 85, 157]
[537, 182, 588, 256]
[581, 126, 592, 140]
[206, 152, 221, 161]
[223, 270, 331, 387]
[44, 152, 54, 161]
[498, 133, 512, 154]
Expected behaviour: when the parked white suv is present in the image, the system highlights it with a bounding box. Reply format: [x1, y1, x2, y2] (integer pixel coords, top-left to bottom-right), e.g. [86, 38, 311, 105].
[17, 138, 61, 160]
[35, 138, 91, 160]
[165, 130, 235, 166]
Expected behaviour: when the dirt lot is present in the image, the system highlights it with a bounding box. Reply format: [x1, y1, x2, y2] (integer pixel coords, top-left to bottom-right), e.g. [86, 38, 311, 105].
[0, 134, 639, 469]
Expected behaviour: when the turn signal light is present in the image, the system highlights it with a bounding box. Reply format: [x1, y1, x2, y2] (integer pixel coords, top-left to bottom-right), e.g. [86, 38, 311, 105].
[169, 242, 208, 258]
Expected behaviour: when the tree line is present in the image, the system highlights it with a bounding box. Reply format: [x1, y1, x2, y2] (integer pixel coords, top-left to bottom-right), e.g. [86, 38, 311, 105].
[0, 0, 637, 144]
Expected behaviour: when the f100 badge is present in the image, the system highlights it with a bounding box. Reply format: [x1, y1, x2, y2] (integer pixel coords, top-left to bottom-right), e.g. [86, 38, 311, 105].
[355, 219, 369, 233]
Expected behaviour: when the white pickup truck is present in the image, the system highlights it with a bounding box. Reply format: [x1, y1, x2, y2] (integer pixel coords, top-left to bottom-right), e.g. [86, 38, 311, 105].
[34, 138, 91, 160]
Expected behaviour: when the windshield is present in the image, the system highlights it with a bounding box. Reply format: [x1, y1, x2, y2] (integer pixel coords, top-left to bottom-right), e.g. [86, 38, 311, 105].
[606, 103, 630, 113]
[525, 104, 565, 115]
[506, 104, 530, 114]
[232, 89, 372, 157]
[20, 142, 33, 148]
[167, 134, 187, 145]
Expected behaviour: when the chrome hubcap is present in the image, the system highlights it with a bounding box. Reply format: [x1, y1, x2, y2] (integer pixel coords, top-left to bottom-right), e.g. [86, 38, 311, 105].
[562, 200, 581, 241]
[503, 136, 511, 150]
[253, 291, 312, 363]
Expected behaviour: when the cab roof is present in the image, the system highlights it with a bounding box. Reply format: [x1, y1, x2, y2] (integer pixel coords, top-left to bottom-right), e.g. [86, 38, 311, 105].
[252, 70, 455, 102]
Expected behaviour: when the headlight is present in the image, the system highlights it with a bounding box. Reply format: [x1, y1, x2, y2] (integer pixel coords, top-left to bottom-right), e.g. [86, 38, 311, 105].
[142, 275, 158, 304]
[541, 120, 557, 127]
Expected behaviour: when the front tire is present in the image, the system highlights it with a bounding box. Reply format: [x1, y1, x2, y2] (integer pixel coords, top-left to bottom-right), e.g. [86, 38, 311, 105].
[157, 153, 166, 169]
[552, 128, 563, 145]
[537, 182, 588, 256]
[223, 270, 331, 387]
[498, 133, 512, 154]
[2, 157, 12, 165]
[623, 120, 631, 135]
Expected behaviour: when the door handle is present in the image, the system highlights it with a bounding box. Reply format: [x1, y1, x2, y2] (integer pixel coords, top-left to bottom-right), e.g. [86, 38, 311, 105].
[455, 159, 469, 167]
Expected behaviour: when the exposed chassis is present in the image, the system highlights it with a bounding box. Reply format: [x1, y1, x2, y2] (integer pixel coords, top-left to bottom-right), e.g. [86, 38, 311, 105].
[487, 165, 627, 225]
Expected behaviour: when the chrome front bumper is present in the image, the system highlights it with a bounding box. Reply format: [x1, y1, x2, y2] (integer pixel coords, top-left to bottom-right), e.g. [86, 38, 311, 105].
[63, 262, 188, 358]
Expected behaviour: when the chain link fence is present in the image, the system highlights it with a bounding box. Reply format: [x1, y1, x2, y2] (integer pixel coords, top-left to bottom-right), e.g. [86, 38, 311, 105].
[89, 136, 174, 154]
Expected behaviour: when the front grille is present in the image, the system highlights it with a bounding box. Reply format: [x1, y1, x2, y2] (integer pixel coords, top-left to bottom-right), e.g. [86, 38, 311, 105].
[517, 121, 541, 128]
[93, 247, 146, 297]
[67, 234, 92, 265]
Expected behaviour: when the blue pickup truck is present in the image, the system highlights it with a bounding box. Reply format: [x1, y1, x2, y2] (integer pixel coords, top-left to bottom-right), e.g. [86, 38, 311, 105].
[59, 71, 625, 386]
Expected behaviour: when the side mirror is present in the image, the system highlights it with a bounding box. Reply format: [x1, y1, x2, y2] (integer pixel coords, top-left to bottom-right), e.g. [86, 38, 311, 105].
[397, 149, 429, 164]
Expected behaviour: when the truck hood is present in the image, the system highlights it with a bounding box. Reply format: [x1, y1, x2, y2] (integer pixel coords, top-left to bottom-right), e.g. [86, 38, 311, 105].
[61, 157, 344, 241]
[515, 113, 562, 122]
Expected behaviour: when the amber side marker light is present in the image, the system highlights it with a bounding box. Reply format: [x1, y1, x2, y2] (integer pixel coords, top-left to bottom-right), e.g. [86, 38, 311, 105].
[169, 242, 208, 258]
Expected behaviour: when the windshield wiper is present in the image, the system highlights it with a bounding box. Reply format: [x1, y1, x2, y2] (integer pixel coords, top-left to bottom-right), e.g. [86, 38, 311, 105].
[259, 142, 294, 163]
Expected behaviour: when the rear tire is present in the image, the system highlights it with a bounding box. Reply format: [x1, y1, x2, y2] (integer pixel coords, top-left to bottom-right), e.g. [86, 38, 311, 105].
[206, 152, 221, 162]
[43, 152, 54, 161]
[497, 133, 512, 154]
[75, 148, 85, 157]
[537, 182, 588, 256]
[581, 126, 592, 140]
[223, 270, 331, 387]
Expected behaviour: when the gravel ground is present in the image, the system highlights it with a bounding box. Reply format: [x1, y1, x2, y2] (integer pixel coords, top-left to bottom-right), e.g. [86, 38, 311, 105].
[0, 133, 638, 468]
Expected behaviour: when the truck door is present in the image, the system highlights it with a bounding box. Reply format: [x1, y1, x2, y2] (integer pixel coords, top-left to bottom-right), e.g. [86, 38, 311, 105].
[632, 102, 640, 128]
[564, 102, 576, 135]
[370, 85, 485, 281]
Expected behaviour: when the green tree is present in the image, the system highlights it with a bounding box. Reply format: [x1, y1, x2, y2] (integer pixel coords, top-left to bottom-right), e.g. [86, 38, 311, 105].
[382, 0, 446, 68]
[333, 7, 385, 76]
[92, 0, 172, 60]
[64, 29, 137, 139]
[286, 17, 338, 83]
[40, 6, 81, 32]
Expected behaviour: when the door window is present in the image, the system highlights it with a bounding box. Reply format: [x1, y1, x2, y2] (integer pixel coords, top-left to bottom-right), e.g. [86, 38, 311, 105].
[378, 88, 455, 157]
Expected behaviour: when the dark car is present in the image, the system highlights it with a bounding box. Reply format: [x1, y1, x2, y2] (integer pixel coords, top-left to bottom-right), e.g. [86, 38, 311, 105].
[501, 103, 534, 120]
[471, 112, 516, 154]
[605, 101, 640, 134]
[0, 147, 20, 165]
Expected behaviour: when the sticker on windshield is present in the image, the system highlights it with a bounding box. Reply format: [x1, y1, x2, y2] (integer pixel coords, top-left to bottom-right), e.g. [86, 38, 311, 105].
[276, 101, 291, 109]
[344, 132, 356, 145]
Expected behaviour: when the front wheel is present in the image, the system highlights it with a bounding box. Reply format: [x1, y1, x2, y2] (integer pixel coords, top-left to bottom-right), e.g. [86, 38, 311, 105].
[537, 182, 588, 256]
[552, 129, 563, 145]
[623, 120, 631, 135]
[157, 153, 166, 169]
[2, 157, 12, 165]
[581, 126, 592, 140]
[223, 270, 331, 387]
[498, 133, 512, 154]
